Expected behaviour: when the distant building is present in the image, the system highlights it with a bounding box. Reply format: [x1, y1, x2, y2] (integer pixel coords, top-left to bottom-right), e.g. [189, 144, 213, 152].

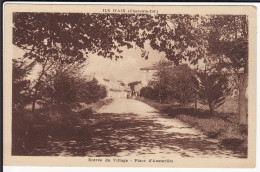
[89, 72, 130, 99]
[106, 80, 129, 98]
[127, 66, 157, 98]
[99, 78, 129, 99]
[140, 66, 157, 86]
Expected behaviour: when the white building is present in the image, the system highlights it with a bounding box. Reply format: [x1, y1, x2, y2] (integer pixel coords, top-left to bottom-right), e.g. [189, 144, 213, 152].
[101, 79, 129, 99]
[128, 66, 157, 98]
[140, 66, 157, 87]
[91, 72, 129, 99]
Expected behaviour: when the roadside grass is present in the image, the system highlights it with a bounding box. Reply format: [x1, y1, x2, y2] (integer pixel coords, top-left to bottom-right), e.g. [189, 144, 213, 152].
[91, 98, 114, 112]
[76, 98, 114, 112]
[12, 98, 113, 155]
[137, 97, 248, 158]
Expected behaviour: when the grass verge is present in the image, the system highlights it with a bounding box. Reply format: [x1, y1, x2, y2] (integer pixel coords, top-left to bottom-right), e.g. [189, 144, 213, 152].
[12, 98, 114, 155]
[137, 97, 248, 158]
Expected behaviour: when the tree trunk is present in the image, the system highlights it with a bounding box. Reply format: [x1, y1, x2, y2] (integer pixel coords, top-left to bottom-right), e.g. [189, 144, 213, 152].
[31, 86, 39, 113]
[209, 102, 215, 115]
[159, 93, 162, 103]
[238, 73, 248, 125]
[31, 60, 48, 113]
[194, 92, 197, 109]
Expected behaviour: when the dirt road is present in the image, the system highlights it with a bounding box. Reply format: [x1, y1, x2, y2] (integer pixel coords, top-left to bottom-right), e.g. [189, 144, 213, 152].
[35, 98, 241, 158]
[94, 98, 240, 158]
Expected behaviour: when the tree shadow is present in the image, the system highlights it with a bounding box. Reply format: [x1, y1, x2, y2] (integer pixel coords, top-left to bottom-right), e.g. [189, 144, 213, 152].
[19, 112, 244, 158]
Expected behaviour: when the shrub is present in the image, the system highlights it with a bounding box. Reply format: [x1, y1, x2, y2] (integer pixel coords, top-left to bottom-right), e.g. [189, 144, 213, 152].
[196, 72, 231, 115]
[43, 73, 107, 107]
[140, 86, 158, 100]
[149, 62, 197, 105]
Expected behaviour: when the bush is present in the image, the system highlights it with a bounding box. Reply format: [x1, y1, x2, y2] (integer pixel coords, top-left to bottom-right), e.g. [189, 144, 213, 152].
[149, 62, 197, 105]
[43, 73, 107, 107]
[140, 86, 158, 100]
[196, 72, 231, 115]
[79, 78, 107, 104]
[12, 105, 85, 155]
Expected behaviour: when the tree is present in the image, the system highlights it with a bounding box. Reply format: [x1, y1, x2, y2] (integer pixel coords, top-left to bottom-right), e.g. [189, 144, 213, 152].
[170, 64, 197, 106]
[12, 13, 134, 112]
[130, 14, 207, 65]
[13, 13, 247, 121]
[39, 55, 85, 105]
[42, 73, 107, 107]
[13, 13, 206, 109]
[196, 70, 231, 115]
[79, 78, 107, 104]
[149, 60, 174, 103]
[141, 14, 248, 121]
[12, 58, 35, 109]
[149, 61, 196, 105]
[206, 15, 248, 124]
[41, 62, 107, 107]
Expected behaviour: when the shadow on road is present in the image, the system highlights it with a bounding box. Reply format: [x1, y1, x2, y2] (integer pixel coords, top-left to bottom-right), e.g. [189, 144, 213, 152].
[23, 113, 242, 158]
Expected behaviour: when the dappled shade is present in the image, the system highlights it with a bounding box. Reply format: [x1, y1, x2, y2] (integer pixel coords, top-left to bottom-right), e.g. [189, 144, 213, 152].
[17, 112, 243, 158]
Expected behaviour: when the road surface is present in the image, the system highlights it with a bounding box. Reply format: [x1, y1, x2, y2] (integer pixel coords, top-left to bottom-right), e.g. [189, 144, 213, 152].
[38, 98, 241, 158]
[91, 98, 240, 158]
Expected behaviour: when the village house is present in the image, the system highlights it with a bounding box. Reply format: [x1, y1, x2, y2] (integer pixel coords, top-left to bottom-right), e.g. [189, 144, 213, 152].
[140, 66, 157, 87]
[128, 66, 157, 98]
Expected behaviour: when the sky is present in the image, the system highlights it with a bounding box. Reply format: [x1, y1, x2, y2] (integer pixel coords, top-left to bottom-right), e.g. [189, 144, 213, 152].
[83, 43, 165, 84]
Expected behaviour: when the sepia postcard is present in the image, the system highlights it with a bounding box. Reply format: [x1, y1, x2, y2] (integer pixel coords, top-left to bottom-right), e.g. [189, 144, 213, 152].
[3, 3, 257, 168]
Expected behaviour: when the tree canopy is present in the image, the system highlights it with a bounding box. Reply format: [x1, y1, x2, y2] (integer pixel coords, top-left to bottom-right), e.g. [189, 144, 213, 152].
[13, 13, 206, 64]
[13, 13, 249, 123]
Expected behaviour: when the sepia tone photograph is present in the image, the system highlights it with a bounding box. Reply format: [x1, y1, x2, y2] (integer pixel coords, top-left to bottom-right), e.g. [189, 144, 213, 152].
[3, 4, 256, 168]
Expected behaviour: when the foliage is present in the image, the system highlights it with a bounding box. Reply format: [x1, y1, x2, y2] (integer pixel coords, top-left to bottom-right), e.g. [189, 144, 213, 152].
[79, 78, 107, 104]
[148, 61, 196, 105]
[13, 13, 135, 61]
[169, 64, 197, 105]
[50, 73, 80, 106]
[207, 15, 248, 71]
[13, 13, 206, 64]
[140, 86, 158, 100]
[148, 60, 174, 103]
[13, 13, 248, 122]
[12, 58, 35, 108]
[205, 15, 248, 124]
[196, 71, 231, 115]
[11, 13, 210, 108]
[43, 71, 107, 106]
[13, 13, 248, 82]
[126, 14, 207, 64]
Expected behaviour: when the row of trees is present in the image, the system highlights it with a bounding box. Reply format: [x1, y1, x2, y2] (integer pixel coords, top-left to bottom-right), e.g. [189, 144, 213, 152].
[12, 56, 107, 112]
[12, 51, 107, 155]
[13, 13, 248, 124]
[140, 62, 231, 115]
